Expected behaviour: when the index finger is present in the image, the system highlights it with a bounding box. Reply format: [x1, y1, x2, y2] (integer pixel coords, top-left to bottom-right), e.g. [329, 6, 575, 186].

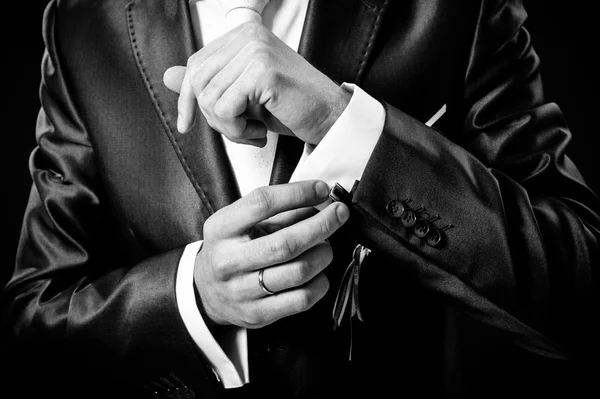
[258, 207, 318, 234]
[176, 24, 256, 133]
[208, 180, 331, 238]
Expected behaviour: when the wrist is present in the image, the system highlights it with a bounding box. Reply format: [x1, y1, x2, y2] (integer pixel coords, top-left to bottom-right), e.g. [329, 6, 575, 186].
[193, 250, 224, 329]
[312, 86, 352, 145]
[192, 276, 220, 330]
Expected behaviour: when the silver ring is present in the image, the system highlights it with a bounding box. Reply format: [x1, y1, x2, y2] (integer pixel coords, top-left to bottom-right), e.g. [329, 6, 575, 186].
[258, 269, 275, 295]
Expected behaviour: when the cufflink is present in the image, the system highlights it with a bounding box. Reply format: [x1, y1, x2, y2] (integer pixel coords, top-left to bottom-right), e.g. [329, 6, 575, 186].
[329, 182, 352, 205]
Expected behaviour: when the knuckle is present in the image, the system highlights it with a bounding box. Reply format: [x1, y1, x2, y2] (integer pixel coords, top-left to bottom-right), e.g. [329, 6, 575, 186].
[319, 215, 334, 237]
[211, 263, 228, 281]
[274, 234, 296, 260]
[196, 89, 210, 107]
[257, 68, 280, 104]
[247, 187, 272, 215]
[213, 101, 230, 119]
[290, 261, 311, 285]
[246, 40, 267, 57]
[191, 80, 205, 100]
[266, 239, 286, 262]
[186, 52, 201, 68]
[247, 58, 269, 80]
[261, 83, 276, 105]
[203, 214, 220, 237]
[212, 251, 234, 280]
[242, 308, 265, 329]
[292, 183, 309, 205]
[244, 21, 267, 39]
[226, 279, 245, 301]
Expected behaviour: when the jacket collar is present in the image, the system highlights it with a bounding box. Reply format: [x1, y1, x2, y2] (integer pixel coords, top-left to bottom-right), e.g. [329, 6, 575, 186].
[127, 0, 391, 214]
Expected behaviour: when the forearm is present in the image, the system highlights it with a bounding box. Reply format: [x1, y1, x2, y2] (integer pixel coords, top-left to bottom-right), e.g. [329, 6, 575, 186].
[329, 1, 599, 361]
[351, 100, 598, 355]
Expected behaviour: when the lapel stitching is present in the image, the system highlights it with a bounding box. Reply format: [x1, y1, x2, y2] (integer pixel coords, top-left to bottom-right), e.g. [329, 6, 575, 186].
[125, 0, 392, 211]
[126, 1, 215, 214]
[355, 0, 391, 83]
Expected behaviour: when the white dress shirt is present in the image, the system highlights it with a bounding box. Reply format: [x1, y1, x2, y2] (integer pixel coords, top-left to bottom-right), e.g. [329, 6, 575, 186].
[176, 0, 385, 388]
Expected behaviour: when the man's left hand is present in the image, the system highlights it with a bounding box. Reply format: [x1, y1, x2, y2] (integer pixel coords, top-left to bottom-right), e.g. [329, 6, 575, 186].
[163, 21, 351, 147]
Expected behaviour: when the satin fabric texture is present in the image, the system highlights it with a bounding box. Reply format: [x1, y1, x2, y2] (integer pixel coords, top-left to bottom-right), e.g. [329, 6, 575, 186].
[3, 0, 599, 397]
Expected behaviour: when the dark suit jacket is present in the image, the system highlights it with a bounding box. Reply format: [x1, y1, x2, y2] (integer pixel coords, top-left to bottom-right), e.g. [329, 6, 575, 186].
[3, 0, 599, 397]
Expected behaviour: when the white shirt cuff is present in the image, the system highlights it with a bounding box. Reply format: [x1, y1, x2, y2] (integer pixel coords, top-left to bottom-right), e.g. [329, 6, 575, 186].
[289, 83, 385, 209]
[175, 241, 249, 388]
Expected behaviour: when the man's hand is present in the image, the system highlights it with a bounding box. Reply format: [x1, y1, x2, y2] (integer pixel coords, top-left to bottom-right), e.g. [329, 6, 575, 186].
[163, 21, 351, 147]
[195, 180, 349, 329]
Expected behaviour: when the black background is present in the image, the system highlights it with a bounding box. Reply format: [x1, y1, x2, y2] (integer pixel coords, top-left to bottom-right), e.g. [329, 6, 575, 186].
[3, 1, 598, 307]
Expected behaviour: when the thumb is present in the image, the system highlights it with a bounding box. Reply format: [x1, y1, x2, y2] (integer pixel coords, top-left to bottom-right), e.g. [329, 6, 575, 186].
[163, 66, 187, 93]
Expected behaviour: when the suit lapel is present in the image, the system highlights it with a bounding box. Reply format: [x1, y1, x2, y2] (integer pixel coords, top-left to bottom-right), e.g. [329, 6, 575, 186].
[127, 0, 239, 215]
[127, 0, 392, 203]
[299, 0, 391, 84]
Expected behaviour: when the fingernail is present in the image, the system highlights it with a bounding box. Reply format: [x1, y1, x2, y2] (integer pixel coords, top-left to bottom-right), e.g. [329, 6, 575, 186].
[177, 113, 185, 133]
[315, 181, 330, 199]
[336, 203, 350, 223]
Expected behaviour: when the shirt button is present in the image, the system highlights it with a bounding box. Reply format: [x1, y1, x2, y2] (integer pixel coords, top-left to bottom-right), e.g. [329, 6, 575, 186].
[412, 219, 430, 238]
[400, 209, 417, 227]
[426, 228, 444, 247]
[386, 199, 405, 218]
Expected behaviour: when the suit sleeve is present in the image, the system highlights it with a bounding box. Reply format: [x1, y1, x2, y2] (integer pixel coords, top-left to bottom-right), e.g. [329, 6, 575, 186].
[350, 0, 599, 363]
[1, 3, 221, 397]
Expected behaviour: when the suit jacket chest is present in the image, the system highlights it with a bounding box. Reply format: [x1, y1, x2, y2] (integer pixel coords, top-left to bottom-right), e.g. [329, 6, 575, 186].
[60, 0, 480, 256]
[53, 1, 486, 396]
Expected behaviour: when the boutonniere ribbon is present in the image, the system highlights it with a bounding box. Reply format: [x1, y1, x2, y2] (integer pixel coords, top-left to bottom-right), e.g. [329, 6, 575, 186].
[332, 243, 371, 360]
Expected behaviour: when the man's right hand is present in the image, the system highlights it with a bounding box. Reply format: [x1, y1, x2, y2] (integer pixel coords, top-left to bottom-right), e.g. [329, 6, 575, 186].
[194, 180, 349, 329]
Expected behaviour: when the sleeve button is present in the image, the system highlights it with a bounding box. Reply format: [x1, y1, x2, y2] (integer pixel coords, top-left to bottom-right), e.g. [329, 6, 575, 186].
[386, 199, 405, 218]
[426, 228, 444, 247]
[400, 209, 417, 227]
[412, 219, 430, 238]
